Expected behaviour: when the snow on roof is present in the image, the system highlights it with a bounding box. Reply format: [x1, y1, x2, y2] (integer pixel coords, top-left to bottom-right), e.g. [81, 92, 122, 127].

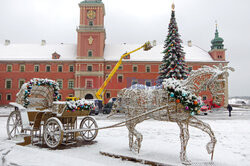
[0, 44, 77, 61]
[104, 43, 214, 62]
[0, 43, 214, 62]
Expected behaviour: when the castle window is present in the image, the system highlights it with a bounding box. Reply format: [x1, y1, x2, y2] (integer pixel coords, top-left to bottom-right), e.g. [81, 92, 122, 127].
[20, 65, 25, 72]
[86, 80, 93, 88]
[118, 75, 123, 83]
[133, 65, 138, 72]
[19, 79, 25, 89]
[89, 20, 93, 26]
[146, 65, 151, 73]
[87, 65, 92, 71]
[34, 65, 40, 72]
[106, 65, 111, 70]
[106, 92, 111, 99]
[88, 50, 93, 57]
[6, 94, 12, 101]
[46, 65, 51, 72]
[68, 80, 74, 89]
[5, 79, 12, 89]
[57, 80, 63, 89]
[58, 65, 63, 72]
[118, 65, 123, 70]
[69, 65, 74, 72]
[7, 65, 12, 72]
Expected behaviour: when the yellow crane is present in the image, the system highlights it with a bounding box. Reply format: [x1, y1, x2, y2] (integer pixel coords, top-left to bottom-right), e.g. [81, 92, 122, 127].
[95, 41, 156, 101]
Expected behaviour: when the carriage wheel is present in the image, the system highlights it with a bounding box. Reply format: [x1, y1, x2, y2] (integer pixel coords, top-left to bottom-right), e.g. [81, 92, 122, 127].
[6, 110, 23, 139]
[43, 117, 63, 148]
[80, 116, 98, 141]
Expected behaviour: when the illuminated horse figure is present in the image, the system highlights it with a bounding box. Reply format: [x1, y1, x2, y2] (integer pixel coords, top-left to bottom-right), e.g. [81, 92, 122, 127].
[112, 64, 234, 164]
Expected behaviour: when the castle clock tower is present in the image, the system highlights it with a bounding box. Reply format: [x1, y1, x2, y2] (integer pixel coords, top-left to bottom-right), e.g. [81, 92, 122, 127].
[77, 0, 105, 59]
[74, 0, 106, 100]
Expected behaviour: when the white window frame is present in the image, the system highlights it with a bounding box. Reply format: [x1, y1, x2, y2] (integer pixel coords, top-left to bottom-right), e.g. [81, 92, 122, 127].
[6, 93, 11, 101]
[88, 50, 93, 57]
[34, 65, 40, 72]
[58, 65, 63, 72]
[7, 65, 12, 72]
[85, 79, 93, 89]
[19, 79, 25, 89]
[133, 65, 138, 72]
[20, 64, 25, 72]
[46, 65, 51, 72]
[87, 64, 93, 72]
[118, 65, 123, 70]
[117, 74, 123, 83]
[146, 65, 151, 73]
[57, 79, 63, 89]
[106, 91, 111, 99]
[106, 65, 111, 70]
[69, 65, 74, 72]
[5, 79, 12, 89]
[68, 80, 74, 89]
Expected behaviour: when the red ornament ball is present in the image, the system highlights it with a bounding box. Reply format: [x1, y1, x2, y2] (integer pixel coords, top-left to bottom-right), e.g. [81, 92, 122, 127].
[194, 101, 198, 105]
[176, 99, 180, 103]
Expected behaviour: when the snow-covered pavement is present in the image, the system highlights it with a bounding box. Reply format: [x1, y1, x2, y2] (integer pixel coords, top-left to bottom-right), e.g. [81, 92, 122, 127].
[0, 107, 250, 166]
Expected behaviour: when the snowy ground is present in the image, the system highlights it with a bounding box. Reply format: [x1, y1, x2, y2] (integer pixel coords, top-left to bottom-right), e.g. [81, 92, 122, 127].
[0, 106, 250, 166]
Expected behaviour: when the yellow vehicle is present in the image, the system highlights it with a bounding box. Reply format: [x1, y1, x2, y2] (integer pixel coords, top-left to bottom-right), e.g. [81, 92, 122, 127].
[95, 41, 156, 100]
[66, 97, 80, 101]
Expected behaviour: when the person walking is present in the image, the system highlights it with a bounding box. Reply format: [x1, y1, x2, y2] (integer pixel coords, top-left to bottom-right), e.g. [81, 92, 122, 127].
[227, 104, 233, 117]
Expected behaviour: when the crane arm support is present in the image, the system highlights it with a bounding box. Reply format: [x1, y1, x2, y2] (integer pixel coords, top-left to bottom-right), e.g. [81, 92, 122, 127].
[95, 41, 153, 100]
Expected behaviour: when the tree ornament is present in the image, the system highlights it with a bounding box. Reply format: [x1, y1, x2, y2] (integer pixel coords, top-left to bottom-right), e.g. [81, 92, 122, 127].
[176, 99, 180, 103]
[170, 92, 175, 97]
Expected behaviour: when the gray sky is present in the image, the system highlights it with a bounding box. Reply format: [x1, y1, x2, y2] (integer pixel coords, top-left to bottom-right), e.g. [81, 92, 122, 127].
[0, 0, 249, 97]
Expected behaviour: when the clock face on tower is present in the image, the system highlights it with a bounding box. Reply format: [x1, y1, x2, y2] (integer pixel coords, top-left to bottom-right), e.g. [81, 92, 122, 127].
[87, 10, 96, 19]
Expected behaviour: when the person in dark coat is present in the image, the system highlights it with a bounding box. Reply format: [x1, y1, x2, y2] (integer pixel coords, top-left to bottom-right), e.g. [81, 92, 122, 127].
[227, 104, 233, 117]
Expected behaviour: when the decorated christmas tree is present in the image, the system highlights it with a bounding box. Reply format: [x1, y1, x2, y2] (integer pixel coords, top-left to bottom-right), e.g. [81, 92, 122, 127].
[158, 3, 188, 82]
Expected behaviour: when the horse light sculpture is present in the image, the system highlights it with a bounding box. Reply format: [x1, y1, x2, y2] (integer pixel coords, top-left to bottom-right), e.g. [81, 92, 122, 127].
[112, 64, 234, 164]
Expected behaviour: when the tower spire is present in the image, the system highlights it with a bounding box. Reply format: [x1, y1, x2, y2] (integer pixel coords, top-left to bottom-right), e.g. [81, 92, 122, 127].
[211, 21, 224, 50]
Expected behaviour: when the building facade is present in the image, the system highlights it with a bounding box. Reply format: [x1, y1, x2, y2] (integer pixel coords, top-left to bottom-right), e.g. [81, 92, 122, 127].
[0, 0, 228, 106]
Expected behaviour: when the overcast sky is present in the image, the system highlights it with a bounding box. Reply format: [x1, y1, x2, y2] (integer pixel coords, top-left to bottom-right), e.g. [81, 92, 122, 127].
[0, 0, 249, 97]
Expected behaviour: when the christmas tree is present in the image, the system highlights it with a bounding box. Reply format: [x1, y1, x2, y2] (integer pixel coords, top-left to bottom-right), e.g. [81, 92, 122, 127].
[158, 3, 188, 82]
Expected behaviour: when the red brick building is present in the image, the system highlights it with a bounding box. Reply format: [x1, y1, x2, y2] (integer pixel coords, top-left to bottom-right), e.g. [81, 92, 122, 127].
[0, 0, 228, 106]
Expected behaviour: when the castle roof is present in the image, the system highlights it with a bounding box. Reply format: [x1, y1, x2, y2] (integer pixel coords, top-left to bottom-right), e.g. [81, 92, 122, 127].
[0, 43, 216, 62]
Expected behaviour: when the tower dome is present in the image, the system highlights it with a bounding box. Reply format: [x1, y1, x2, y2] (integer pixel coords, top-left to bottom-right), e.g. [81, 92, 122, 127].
[211, 25, 224, 50]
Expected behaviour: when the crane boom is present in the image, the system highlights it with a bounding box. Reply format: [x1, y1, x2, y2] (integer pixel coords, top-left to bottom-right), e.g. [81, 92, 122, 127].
[95, 41, 155, 101]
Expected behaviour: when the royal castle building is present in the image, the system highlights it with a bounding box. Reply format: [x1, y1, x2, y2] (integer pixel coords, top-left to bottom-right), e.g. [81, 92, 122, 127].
[0, 0, 228, 106]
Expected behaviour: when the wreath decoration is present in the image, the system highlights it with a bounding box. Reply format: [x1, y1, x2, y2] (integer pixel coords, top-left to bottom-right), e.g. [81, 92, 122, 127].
[163, 78, 200, 115]
[66, 99, 94, 112]
[22, 78, 60, 108]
